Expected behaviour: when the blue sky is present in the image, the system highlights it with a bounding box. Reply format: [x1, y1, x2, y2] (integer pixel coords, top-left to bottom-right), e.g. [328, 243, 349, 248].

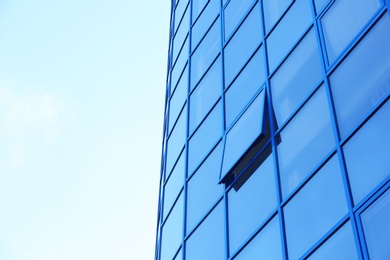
[0, 0, 170, 259]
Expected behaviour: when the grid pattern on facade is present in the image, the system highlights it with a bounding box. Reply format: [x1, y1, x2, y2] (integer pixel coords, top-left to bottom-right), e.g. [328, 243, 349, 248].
[156, 0, 390, 259]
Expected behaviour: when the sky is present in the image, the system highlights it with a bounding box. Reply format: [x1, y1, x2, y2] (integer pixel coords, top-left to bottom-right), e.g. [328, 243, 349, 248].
[0, 0, 170, 259]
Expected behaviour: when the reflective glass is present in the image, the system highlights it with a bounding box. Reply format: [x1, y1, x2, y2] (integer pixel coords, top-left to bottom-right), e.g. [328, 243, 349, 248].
[189, 57, 222, 134]
[233, 216, 282, 260]
[343, 100, 390, 205]
[278, 86, 335, 198]
[172, 7, 189, 65]
[186, 202, 225, 260]
[225, 47, 265, 128]
[166, 105, 187, 175]
[266, 0, 312, 73]
[224, 0, 255, 39]
[192, 0, 209, 23]
[221, 90, 266, 178]
[188, 101, 223, 175]
[163, 150, 185, 220]
[228, 152, 277, 255]
[192, 0, 220, 51]
[361, 188, 390, 260]
[262, 0, 292, 33]
[169, 67, 188, 134]
[271, 28, 322, 127]
[174, 0, 189, 32]
[161, 193, 183, 260]
[224, 4, 262, 87]
[314, 0, 329, 15]
[308, 222, 358, 260]
[171, 38, 189, 91]
[187, 143, 224, 232]
[329, 13, 390, 139]
[191, 18, 221, 88]
[321, 0, 381, 64]
[173, 248, 182, 260]
[284, 156, 348, 260]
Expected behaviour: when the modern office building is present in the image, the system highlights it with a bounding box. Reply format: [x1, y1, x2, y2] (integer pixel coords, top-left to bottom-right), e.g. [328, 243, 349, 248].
[155, 0, 390, 259]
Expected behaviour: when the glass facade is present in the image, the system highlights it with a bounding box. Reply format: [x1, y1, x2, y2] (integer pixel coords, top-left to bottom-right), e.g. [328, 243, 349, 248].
[156, 0, 390, 259]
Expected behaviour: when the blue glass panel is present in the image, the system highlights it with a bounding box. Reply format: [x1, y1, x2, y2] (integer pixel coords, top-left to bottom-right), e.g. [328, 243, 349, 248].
[225, 47, 265, 128]
[233, 216, 282, 260]
[278, 86, 335, 198]
[174, 0, 189, 32]
[329, 13, 390, 139]
[161, 193, 183, 260]
[166, 105, 187, 175]
[171, 38, 189, 91]
[321, 0, 381, 64]
[224, 0, 255, 39]
[224, 4, 262, 87]
[262, 0, 292, 33]
[271, 28, 322, 127]
[266, 0, 312, 73]
[187, 142, 224, 232]
[308, 222, 358, 260]
[221, 90, 266, 179]
[284, 156, 348, 260]
[186, 202, 225, 260]
[169, 68, 188, 134]
[192, 0, 220, 51]
[192, 0, 209, 23]
[361, 188, 390, 260]
[228, 152, 277, 255]
[172, 6, 189, 65]
[314, 0, 330, 15]
[188, 101, 223, 175]
[189, 57, 222, 133]
[163, 150, 185, 220]
[343, 100, 390, 205]
[191, 18, 221, 88]
[173, 248, 182, 260]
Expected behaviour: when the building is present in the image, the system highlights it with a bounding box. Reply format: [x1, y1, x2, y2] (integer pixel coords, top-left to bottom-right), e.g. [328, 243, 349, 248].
[155, 0, 390, 259]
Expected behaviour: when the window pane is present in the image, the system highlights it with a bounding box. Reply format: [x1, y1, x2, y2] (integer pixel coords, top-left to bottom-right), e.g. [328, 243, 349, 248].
[171, 38, 189, 91]
[224, 4, 262, 87]
[166, 105, 187, 175]
[192, 0, 209, 23]
[224, 0, 255, 39]
[233, 216, 282, 260]
[266, 0, 312, 73]
[191, 0, 220, 51]
[225, 47, 265, 128]
[191, 18, 221, 88]
[361, 188, 390, 260]
[161, 193, 183, 260]
[188, 101, 223, 175]
[314, 0, 329, 15]
[321, 0, 381, 64]
[189, 57, 222, 133]
[262, 0, 292, 33]
[308, 222, 358, 260]
[278, 86, 335, 198]
[271, 28, 322, 127]
[284, 156, 349, 260]
[163, 150, 185, 220]
[187, 142, 224, 232]
[228, 151, 277, 255]
[173, 248, 182, 260]
[172, 6, 189, 65]
[221, 90, 266, 179]
[174, 0, 189, 33]
[343, 100, 390, 205]
[169, 67, 188, 134]
[185, 202, 225, 260]
[329, 13, 390, 139]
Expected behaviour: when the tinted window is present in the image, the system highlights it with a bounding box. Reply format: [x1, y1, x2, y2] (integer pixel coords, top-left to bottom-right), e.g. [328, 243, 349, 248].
[171, 39, 189, 92]
[262, 0, 292, 33]
[321, 0, 381, 64]
[343, 100, 390, 205]
[271, 28, 322, 127]
[192, 0, 209, 23]
[174, 0, 189, 33]
[224, 0, 255, 39]
[284, 156, 348, 260]
[169, 68, 188, 134]
[314, 0, 330, 15]
[329, 13, 390, 139]
[224, 4, 262, 86]
[172, 6, 189, 65]
[278, 86, 335, 198]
